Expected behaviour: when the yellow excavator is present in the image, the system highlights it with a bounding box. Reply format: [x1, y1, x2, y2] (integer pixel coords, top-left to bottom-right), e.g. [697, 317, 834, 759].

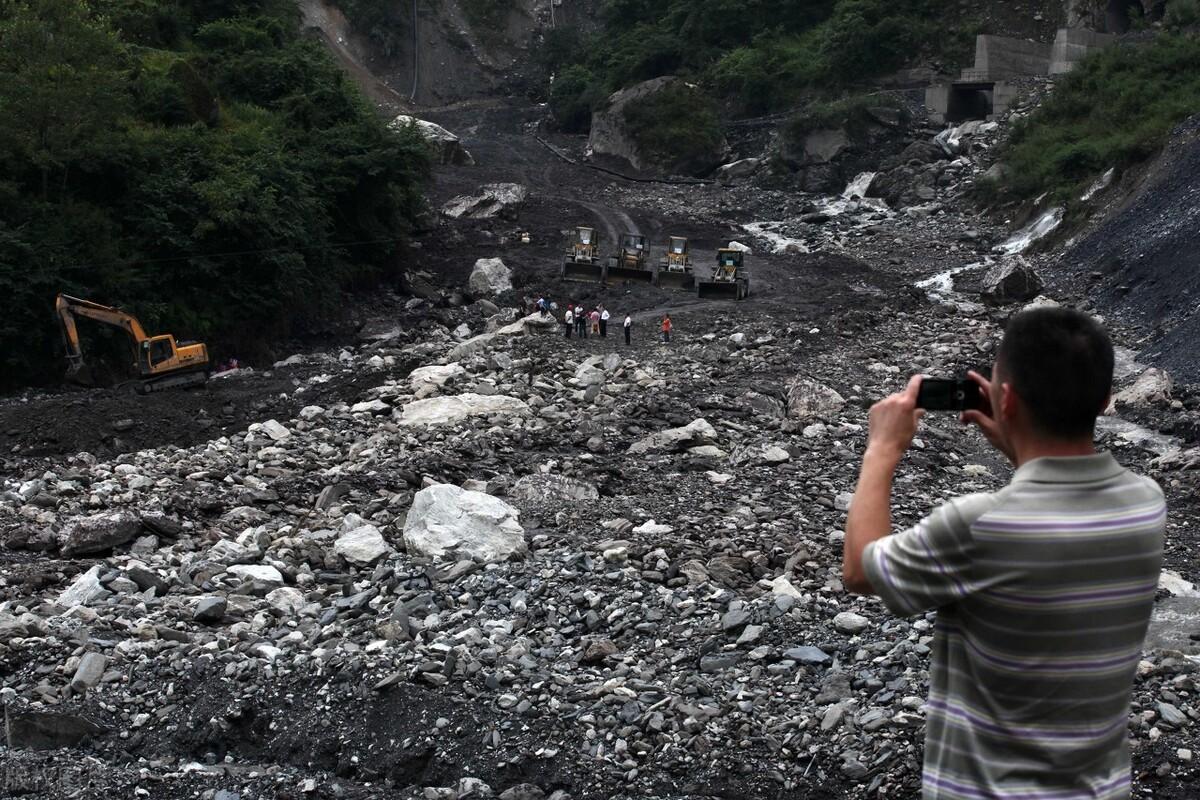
[560, 226, 607, 284]
[697, 248, 751, 300]
[655, 236, 695, 290]
[55, 294, 211, 393]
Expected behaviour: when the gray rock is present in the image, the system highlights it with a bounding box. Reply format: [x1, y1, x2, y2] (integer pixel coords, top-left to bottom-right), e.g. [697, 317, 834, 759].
[833, 611, 870, 635]
[70, 652, 107, 692]
[786, 376, 846, 420]
[510, 474, 600, 503]
[468, 258, 513, 296]
[442, 183, 528, 220]
[981, 257, 1044, 304]
[334, 524, 391, 566]
[1159, 702, 1189, 728]
[6, 711, 107, 750]
[193, 596, 227, 623]
[785, 645, 832, 666]
[390, 115, 475, 166]
[57, 565, 107, 608]
[588, 76, 728, 176]
[628, 418, 718, 455]
[60, 510, 142, 556]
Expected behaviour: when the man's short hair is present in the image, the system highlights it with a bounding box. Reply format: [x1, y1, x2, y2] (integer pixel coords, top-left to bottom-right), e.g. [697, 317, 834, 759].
[995, 307, 1114, 439]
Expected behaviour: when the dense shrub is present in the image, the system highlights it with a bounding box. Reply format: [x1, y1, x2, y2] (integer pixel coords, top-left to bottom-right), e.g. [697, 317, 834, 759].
[549, 65, 605, 133]
[548, 0, 974, 125]
[622, 82, 724, 174]
[991, 34, 1200, 203]
[0, 0, 429, 387]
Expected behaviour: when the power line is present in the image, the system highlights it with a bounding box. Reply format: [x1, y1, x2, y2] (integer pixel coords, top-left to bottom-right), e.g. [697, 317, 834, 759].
[49, 235, 409, 273]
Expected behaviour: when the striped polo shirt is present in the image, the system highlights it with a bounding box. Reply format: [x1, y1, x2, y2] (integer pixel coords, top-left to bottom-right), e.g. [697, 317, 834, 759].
[863, 453, 1165, 800]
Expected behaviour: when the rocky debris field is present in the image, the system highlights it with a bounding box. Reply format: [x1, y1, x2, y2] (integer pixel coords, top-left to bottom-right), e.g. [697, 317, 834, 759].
[2, 264, 1199, 798]
[3, 92, 1200, 799]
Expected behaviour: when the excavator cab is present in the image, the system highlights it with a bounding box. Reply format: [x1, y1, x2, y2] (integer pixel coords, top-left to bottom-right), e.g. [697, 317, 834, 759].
[697, 248, 751, 300]
[560, 226, 606, 284]
[655, 235, 695, 290]
[606, 232, 654, 284]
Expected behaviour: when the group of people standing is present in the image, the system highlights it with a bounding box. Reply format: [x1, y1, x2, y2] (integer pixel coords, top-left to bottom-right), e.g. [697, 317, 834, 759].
[534, 297, 673, 345]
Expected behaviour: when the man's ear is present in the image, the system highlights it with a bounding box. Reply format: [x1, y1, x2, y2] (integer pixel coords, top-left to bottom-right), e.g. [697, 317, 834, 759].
[999, 381, 1017, 422]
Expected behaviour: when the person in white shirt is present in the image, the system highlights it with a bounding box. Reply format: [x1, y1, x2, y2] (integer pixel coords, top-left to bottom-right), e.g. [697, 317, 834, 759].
[600, 307, 610, 337]
[564, 307, 574, 338]
[623, 314, 632, 345]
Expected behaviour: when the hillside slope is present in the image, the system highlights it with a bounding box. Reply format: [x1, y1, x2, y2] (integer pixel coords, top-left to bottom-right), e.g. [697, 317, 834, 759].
[1060, 113, 1200, 383]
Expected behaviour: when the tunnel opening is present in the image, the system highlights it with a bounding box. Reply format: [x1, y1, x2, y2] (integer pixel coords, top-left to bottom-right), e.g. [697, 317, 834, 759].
[945, 84, 994, 123]
[1105, 0, 1167, 32]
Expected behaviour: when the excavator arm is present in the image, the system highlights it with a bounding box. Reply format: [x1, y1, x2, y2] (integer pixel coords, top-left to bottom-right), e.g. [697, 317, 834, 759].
[56, 294, 150, 378]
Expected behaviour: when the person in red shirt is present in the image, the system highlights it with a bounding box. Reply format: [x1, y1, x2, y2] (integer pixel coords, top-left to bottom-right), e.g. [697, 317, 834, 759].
[661, 314, 672, 343]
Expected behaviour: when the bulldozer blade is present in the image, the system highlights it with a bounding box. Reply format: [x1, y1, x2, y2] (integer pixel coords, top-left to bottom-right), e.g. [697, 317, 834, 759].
[697, 281, 742, 300]
[656, 272, 695, 291]
[606, 266, 655, 285]
[560, 261, 607, 284]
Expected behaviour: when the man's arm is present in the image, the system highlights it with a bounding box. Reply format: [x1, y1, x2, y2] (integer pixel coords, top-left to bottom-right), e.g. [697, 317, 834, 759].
[842, 375, 924, 596]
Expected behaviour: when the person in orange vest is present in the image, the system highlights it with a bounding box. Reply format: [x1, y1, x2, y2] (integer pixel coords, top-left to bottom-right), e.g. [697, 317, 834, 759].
[661, 313, 672, 343]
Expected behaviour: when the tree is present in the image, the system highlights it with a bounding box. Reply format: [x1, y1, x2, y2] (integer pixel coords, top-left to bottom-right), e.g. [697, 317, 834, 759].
[0, 0, 130, 199]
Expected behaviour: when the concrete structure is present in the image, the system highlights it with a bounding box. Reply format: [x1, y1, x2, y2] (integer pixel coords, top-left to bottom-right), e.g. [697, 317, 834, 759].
[968, 36, 1052, 81]
[1050, 28, 1117, 74]
[925, 29, 1115, 124]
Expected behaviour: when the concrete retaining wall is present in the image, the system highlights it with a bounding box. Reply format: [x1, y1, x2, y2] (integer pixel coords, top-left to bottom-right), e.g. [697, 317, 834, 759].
[1049, 28, 1117, 74]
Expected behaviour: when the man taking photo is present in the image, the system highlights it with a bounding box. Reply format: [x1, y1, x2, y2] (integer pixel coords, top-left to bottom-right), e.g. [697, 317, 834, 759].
[843, 307, 1166, 800]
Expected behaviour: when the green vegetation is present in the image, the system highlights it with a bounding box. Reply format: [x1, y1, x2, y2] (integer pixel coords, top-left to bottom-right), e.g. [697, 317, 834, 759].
[1166, 0, 1200, 30]
[338, 0, 412, 57]
[550, 65, 606, 133]
[546, 0, 975, 128]
[985, 34, 1200, 203]
[782, 93, 907, 148]
[0, 0, 429, 388]
[621, 81, 724, 174]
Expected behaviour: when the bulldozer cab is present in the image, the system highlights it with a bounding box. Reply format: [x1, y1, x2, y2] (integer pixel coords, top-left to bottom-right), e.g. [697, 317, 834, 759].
[620, 233, 647, 254]
[568, 226, 599, 261]
[663, 236, 690, 271]
[717, 249, 743, 269]
[698, 248, 750, 300]
[561, 226, 607, 284]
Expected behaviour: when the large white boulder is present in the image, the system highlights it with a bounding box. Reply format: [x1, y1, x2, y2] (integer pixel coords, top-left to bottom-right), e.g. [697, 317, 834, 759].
[334, 524, 391, 565]
[57, 565, 107, 608]
[399, 393, 529, 426]
[409, 363, 466, 391]
[390, 114, 475, 165]
[442, 183, 528, 219]
[786, 377, 846, 421]
[404, 484, 526, 563]
[588, 76, 727, 176]
[627, 418, 718, 455]
[468, 258, 513, 296]
[1114, 368, 1172, 408]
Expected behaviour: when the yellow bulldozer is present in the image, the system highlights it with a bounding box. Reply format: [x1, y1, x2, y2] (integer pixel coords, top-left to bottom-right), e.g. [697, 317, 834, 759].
[606, 232, 654, 284]
[560, 226, 606, 284]
[697, 248, 751, 300]
[655, 236, 695, 290]
[55, 294, 211, 393]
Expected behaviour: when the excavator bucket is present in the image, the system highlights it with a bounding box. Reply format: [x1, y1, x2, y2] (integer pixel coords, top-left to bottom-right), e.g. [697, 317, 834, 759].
[64, 361, 97, 387]
[655, 270, 695, 291]
[560, 257, 607, 284]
